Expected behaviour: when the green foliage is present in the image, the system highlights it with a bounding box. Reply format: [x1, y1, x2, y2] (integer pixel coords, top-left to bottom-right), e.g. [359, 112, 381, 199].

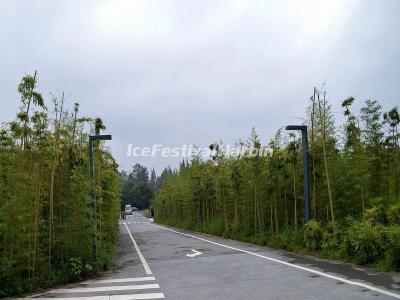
[320, 230, 339, 252]
[67, 258, 83, 281]
[0, 73, 121, 297]
[203, 218, 225, 236]
[268, 229, 305, 251]
[340, 221, 384, 264]
[379, 226, 400, 271]
[363, 207, 381, 224]
[120, 163, 154, 210]
[304, 220, 323, 251]
[153, 88, 400, 271]
[387, 203, 400, 225]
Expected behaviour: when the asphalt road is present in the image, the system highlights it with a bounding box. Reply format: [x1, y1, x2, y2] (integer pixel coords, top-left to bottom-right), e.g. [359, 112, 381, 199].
[24, 212, 400, 300]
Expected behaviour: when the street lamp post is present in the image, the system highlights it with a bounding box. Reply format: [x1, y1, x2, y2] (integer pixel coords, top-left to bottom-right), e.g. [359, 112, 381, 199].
[285, 125, 311, 223]
[89, 134, 112, 261]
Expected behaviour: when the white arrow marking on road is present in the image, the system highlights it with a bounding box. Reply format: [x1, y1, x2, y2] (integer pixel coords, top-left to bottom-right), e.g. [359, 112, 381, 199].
[186, 249, 202, 258]
[149, 222, 400, 299]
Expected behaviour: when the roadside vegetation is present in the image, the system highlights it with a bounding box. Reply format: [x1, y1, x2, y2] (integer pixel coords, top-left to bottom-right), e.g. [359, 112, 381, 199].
[0, 73, 121, 297]
[120, 163, 170, 210]
[154, 87, 400, 271]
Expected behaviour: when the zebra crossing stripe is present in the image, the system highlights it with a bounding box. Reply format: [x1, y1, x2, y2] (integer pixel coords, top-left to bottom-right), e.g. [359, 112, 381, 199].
[49, 283, 160, 293]
[120, 220, 149, 226]
[88, 276, 155, 284]
[111, 293, 165, 299]
[28, 293, 165, 299]
[26, 276, 164, 299]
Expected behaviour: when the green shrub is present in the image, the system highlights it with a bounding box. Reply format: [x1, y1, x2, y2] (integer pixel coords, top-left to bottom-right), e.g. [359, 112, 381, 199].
[379, 226, 400, 271]
[320, 220, 341, 251]
[204, 218, 225, 236]
[387, 204, 400, 225]
[341, 221, 384, 264]
[366, 197, 390, 224]
[304, 220, 323, 251]
[363, 207, 380, 224]
[369, 196, 385, 207]
[67, 258, 83, 281]
[321, 231, 338, 251]
[83, 263, 94, 277]
[264, 230, 303, 251]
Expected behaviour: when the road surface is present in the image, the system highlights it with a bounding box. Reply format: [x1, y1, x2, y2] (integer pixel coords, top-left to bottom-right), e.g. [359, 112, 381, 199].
[25, 212, 400, 299]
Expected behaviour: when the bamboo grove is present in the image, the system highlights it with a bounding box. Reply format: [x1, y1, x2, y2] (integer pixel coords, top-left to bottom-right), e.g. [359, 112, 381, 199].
[0, 73, 121, 296]
[154, 88, 400, 270]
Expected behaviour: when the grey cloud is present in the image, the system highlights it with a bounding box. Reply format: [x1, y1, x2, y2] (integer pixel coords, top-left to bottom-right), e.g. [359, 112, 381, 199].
[1, 0, 399, 173]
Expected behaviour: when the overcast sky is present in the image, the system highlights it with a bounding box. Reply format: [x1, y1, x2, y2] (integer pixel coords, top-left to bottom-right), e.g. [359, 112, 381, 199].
[1, 0, 399, 174]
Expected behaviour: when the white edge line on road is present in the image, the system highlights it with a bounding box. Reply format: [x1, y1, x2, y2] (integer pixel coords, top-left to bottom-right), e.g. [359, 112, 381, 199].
[88, 276, 155, 284]
[148, 222, 400, 299]
[124, 223, 153, 275]
[49, 283, 159, 293]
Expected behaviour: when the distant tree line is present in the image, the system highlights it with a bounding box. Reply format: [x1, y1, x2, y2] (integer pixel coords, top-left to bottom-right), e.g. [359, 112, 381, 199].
[154, 87, 400, 270]
[0, 73, 121, 297]
[120, 164, 172, 210]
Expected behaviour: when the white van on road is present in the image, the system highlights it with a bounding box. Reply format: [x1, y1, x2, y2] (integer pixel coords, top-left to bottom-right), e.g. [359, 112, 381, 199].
[124, 205, 132, 215]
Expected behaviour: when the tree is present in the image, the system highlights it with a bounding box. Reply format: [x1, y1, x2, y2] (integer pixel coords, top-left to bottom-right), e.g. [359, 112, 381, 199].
[341, 96, 366, 214]
[94, 117, 106, 135]
[0, 73, 121, 297]
[150, 168, 157, 191]
[152, 86, 399, 272]
[361, 99, 385, 198]
[317, 90, 336, 233]
[120, 163, 154, 210]
[17, 71, 45, 149]
[384, 107, 400, 199]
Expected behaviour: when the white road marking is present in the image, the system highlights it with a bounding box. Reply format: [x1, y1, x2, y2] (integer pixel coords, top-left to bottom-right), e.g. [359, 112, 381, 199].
[148, 222, 400, 299]
[27, 293, 165, 299]
[88, 276, 156, 284]
[124, 223, 153, 275]
[49, 283, 160, 293]
[111, 293, 165, 299]
[186, 249, 203, 258]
